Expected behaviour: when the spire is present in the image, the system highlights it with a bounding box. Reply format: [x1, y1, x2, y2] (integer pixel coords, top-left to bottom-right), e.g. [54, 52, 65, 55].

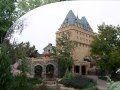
[60, 10, 91, 30]
[80, 16, 91, 28]
[62, 10, 77, 25]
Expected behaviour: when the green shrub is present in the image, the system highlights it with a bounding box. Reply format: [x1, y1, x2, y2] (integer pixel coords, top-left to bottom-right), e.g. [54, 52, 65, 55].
[27, 77, 42, 85]
[83, 83, 97, 90]
[63, 71, 73, 80]
[13, 76, 42, 90]
[60, 75, 96, 89]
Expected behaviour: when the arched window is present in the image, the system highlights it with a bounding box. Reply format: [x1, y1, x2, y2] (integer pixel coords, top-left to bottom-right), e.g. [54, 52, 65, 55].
[46, 64, 54, 78]
[34, 65, 42, 78]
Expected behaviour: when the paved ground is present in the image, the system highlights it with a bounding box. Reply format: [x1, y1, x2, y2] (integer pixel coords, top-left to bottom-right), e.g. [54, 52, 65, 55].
[87, 75, 107, 90]
[40, 75, 108, 90]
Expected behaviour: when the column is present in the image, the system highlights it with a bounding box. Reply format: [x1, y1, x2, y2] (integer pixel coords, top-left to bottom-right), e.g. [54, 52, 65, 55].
[86, 65, 88, 75]
[80, 65, 81, 75]
[42, 65, 46, 79]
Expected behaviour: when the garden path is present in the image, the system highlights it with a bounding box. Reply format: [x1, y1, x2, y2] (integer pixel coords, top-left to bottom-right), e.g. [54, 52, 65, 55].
[87, 75, 107, 90]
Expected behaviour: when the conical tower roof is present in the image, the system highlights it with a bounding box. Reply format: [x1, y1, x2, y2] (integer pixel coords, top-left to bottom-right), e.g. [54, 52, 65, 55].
[62, 10, 78, 25]
[61, 10, 91, 29]
[80, 16, 91, 28]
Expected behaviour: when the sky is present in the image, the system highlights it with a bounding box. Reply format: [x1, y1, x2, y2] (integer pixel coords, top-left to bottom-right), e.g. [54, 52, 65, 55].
[11, 1, 120, 53]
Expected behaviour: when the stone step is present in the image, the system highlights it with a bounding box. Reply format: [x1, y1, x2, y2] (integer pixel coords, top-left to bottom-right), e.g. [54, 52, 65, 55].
[44, 80, 56, 84]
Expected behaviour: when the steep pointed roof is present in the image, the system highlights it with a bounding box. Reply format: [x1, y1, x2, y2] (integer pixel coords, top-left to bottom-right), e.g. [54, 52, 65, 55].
[62, 10, 77, 25]
[61, 10, 91, 29]
[80, 16, 91, 28]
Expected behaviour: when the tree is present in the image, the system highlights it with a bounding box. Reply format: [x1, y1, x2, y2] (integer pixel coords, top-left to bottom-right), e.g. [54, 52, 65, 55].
[0, 0, 60, 44]
[9, 41, 36, 90]
[54, 32, 74, 77]
[16, 0, 60, 18]
[5, 41, 36, 64]
[4, 0, 61, 43]
[0, 43, 13, 90]
[0, 0, 16, 44]
[13, 49, 30, 90]
[90, 23, 120, 77]
[14, 42, 35, 59]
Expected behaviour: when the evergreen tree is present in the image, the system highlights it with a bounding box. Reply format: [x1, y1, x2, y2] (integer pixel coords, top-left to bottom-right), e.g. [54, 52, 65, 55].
[0, 43, 13, 90]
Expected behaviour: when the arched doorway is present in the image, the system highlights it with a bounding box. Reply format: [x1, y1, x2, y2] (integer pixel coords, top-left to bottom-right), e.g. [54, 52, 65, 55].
[46, 64, 54, 78]
[34, 65, 42, 78]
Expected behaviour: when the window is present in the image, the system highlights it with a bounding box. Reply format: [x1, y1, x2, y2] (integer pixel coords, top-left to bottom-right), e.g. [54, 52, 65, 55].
[83, 33, 84, 36]
[83, 44, 84, 47]
[77, 36, 78, 39]
[80, 32, 81, 35]
[84, 34, 86, 37]
[80, 37, 81, 40]
[76, 43, 78, 47]
[83, 38, 85, 41]
[74, 66, 80, 73]
[79, 43, 81, 47]
[89, 40, 90, 43]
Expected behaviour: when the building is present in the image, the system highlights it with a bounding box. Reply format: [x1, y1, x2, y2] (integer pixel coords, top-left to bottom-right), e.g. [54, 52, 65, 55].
[30, 43, 58, 79]
[56, 10, 95, 75]
[30, 10, 95, 78]
[43, 43, 54, 54]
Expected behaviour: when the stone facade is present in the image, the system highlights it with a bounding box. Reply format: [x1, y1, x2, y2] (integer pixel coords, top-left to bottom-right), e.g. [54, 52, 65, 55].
[56, 10, 95, 75]
[30, 57, 58, 79]
[30, 10, 95, 78]
[43, 43, 54, 54]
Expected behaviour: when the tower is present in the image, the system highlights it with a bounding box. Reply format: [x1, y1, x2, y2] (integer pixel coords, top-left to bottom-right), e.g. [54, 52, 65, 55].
[56, 10, 95, 75]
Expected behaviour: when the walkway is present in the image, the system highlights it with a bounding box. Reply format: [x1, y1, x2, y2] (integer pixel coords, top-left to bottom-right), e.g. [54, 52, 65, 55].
[87, 75, 107, 90]
[38, 76, 108, 90]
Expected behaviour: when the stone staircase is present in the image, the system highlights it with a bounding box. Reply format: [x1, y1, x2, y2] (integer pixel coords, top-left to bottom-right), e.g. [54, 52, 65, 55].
[44, 80, 56, 84]
[42, 78, 58, 90]
[43, 78, 57, 85]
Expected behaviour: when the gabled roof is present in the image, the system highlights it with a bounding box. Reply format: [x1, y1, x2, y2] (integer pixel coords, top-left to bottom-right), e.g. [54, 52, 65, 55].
[61, 10, 91, 29]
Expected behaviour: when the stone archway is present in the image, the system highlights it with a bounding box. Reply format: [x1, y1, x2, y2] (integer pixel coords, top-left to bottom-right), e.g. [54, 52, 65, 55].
[46, 64, 54, 78]
[34, 65, 42, 78]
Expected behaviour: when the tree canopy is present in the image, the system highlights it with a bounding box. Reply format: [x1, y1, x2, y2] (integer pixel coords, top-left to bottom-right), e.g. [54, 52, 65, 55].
[0, 0, 16, 44]
[54, 32, 74, 69]
[90, 23, 120, 76]
[6, 41, 36, 64]
[1, 0, 60, 43]
[16, 0, 60, 18]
